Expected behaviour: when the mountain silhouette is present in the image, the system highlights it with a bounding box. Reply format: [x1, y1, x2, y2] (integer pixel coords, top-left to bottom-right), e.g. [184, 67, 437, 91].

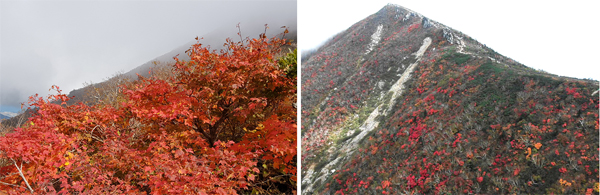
[64, 24, 296, 105]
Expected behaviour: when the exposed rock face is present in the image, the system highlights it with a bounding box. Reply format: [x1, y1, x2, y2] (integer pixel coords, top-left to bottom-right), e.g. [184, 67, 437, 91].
[422, 17, 432, 28]
[301, 4, 599, 194]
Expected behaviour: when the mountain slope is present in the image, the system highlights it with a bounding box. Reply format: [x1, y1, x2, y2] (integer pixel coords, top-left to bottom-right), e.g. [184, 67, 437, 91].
[64, 25, 297, 105]
[301, 4, 599, 194]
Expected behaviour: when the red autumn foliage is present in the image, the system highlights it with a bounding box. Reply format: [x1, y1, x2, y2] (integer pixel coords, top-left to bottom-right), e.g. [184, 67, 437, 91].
[0, 31, 296, 194]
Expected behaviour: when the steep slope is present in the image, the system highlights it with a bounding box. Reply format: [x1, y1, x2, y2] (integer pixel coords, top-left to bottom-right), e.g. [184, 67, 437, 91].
[301, 4, 599, 194]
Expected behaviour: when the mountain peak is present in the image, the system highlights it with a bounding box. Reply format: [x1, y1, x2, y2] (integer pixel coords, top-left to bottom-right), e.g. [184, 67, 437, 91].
[302, 4, 599, 194]
[377, 3, 423, 21]
[381, 3, 417, 15]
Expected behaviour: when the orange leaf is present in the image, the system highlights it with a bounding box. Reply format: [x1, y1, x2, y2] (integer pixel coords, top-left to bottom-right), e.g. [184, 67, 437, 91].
[534, 143, 542, 149]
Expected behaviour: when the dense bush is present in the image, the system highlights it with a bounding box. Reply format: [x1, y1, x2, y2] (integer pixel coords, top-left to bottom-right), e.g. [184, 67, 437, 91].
[0, 31, 297, 194]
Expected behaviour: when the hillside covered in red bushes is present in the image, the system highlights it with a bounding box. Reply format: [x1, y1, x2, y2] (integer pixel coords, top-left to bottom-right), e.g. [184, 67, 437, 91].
[301, 4, 599, 194]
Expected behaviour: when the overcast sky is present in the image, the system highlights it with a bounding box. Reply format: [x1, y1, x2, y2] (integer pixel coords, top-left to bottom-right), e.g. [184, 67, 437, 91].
[299, 0, 599, 81]
[1, 0, 296, 113]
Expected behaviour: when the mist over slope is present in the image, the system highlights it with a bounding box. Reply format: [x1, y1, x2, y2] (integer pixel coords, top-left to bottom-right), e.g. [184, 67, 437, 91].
[301, 4, 599, 194]
[122, 22, 297, 79]
[64, 23, 296, 105]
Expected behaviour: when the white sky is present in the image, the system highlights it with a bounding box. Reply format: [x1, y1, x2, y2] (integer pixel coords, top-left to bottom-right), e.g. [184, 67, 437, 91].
[299, 0, 600, 81]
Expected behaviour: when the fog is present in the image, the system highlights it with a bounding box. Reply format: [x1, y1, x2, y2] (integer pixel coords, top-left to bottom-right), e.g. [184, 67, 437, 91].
[1, 0, 296, 113]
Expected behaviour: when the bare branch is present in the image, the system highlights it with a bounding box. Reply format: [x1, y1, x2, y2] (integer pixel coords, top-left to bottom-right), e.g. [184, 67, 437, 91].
[0, 181, 29, 190]
[11, 158, 34, 193]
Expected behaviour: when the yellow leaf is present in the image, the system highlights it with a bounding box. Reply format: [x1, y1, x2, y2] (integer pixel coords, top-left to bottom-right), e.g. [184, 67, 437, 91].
[60, 161, 70, 168]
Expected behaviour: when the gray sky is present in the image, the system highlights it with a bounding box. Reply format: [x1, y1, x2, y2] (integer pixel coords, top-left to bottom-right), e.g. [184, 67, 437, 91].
[299, 0, 599, 81]
[1, 0, 297, 113]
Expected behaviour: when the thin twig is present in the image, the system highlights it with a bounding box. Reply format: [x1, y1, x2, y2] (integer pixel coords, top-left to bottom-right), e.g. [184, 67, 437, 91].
[237, 23, 244, 45]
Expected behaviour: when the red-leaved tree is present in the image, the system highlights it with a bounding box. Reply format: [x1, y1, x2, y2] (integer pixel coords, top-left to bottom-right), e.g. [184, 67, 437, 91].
[0, 28, 296, 194]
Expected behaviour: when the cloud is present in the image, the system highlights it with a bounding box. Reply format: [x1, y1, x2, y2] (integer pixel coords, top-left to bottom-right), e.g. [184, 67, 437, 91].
[0, 1, 297, 112]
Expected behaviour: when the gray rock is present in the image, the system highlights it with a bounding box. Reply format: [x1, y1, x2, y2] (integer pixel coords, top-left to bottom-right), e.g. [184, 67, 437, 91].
[422, 17, 432, 28]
